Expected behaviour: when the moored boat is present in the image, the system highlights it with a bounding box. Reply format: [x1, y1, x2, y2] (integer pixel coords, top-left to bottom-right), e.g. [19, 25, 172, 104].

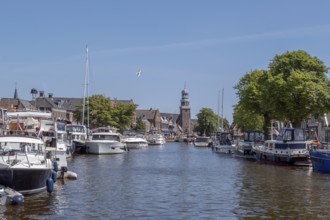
[253, 128, 311, 166]
[234, 130, 264, 159]
[0, 135, 53, 195]
[212, 132, 235, 154]
[66, 124, 88, 154]
[147, 133, 166, 145]
[310, 146, 330, 172]
[124, 135, 148, 149]
[0, 184, 24, 205]
[194, 136, 211, 147]
[85, 127, 128, 154]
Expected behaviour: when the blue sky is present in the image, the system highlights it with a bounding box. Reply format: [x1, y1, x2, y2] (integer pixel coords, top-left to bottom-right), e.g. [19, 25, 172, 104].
[1, 1, 330, 123]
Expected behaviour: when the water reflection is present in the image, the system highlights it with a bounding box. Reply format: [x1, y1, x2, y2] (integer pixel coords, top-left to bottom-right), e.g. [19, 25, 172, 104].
[2, 143, 330, 219]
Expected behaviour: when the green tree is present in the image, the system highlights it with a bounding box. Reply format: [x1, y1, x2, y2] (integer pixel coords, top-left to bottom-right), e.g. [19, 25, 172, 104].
[111, 102, 136, 132]
[268, 50, 330, 127]
[234, 69, 272, 137]
[74, 94, 113, 129]
[74, 95, 136, 130]
[134, 117, 146, 132]
[195, 108, 218, 136]
[233, 103, 264, 131]
[234, 50, 330, 136]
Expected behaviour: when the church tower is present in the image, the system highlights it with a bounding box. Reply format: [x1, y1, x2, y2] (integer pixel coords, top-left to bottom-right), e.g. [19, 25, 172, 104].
[179, 86, 191, 135]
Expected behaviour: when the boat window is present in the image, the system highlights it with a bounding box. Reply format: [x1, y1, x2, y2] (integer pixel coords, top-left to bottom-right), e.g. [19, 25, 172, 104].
[92, 135, 119, 141]
[283, 130, 292, 141]
[294, 129, 305, 141]
[56, 123, 66, 132]
[196, 137, 208, 142]
[104, 135, 120, 141]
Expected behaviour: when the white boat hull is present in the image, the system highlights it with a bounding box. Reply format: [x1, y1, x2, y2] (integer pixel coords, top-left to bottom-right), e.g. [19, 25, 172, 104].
[86, 141, 126, 154]
[212, 144, 235, 154]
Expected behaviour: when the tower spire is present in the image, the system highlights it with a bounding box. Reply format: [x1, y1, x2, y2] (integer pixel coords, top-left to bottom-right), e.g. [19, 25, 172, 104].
[14, 82, 18, 99]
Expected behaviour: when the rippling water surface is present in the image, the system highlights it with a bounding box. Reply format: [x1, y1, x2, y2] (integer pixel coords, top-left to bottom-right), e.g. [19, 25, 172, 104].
[2, 142, 330, 219]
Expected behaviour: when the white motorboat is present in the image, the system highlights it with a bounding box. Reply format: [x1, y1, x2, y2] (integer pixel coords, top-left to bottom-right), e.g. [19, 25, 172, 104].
[124, 135, 148, 149]
[194, 136, 211, 147]
[85, 128, 127, 154]
[66, 124, 88, 154]
[0, 135, 53, 195]
[147, 134, 166, 145]
[234, 130, 264, 159]
[212, 132, 235, 154]
[40, 120, 71, 171]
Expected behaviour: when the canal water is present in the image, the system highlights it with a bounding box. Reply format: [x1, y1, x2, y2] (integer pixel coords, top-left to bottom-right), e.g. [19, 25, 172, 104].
[2, 142, 330, 219]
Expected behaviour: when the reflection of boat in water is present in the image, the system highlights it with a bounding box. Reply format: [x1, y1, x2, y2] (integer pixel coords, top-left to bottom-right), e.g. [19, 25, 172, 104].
[253, 128, 311, 166]
[194, 136, 211, 147]
[86, 127, 128, 154]
[147, 134, 166, 145]
[212, 132, 235, 154]
[234, 130, 264, 159]
[0, 135, 53, 195]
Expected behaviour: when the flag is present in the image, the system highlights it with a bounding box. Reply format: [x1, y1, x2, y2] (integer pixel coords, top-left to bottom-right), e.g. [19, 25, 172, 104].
[273, 128, 279, 136]
[314, 132, 319, 141]
[16, 115, 22, 131]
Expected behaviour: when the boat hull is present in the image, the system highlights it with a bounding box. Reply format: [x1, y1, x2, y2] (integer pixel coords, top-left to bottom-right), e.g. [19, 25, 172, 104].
[310, 150, 330, 172]
[212, 144, 235, 154]
[72, 140, 87, 154]
[0, 167, 52, 195]
[254, 150, 310, 166]
[86, 141, 126, 154]
[125, 142, 148, 149]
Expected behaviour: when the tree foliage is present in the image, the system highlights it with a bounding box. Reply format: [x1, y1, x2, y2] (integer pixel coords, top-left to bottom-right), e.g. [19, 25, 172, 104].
[268, 50, 330, 127]
[195, 108, 229, 136]
[111, 102, 136, 131]
[233, 104, 264, 131]
[134, 117, 146, 132]
[74, 94, 136, 131]
[234, 50, 330, 135]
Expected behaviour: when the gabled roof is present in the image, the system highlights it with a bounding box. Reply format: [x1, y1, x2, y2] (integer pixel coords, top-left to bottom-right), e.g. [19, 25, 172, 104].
[161, 112, 179, 122]
[136, 109, 160, 120]
[0, 98, 37, 111]
[33, 97, 82, 112]
[51, 97, 82, 111]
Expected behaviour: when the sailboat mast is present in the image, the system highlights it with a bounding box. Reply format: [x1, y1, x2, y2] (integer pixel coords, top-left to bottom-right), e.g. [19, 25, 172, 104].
[217, 90, 220, 131]
[82, 46, 90, 129]
[221, 88, 224, 131]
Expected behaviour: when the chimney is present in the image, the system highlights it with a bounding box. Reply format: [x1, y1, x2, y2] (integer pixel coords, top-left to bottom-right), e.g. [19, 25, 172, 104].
[48, 93, 53, 99]
[39, 91, 45, 97]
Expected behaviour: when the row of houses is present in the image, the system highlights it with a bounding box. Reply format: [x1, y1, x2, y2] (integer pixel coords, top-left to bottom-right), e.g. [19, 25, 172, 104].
[0, 88, 196, 135]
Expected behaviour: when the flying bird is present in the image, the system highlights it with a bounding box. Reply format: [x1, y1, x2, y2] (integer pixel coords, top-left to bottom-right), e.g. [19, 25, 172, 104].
[136, 69, 142, 77]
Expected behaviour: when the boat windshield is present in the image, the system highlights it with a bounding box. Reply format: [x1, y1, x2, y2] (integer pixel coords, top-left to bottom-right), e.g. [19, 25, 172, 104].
[0, 142, 43, 154]
[196, 137, 209, 142]
[92, 134, 120, 141]
[66, 125, 86, 133]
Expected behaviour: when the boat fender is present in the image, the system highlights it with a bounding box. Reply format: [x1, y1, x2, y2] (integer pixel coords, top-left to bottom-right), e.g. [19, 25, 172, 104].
[11, 195, 24, 205]
[52, 170, 57, 183]
[46, 178, 54, 193]
[53, 161, 59, 172]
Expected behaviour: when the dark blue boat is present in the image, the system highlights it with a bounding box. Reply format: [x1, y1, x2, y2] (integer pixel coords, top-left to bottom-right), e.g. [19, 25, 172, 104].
[310, 149, 330, 172]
